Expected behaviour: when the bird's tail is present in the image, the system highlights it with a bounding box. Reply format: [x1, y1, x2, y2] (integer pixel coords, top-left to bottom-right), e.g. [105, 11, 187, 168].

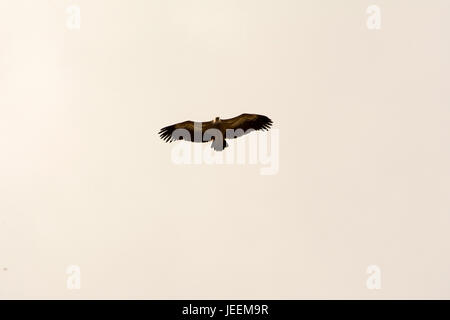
[211, 139, 228, 151]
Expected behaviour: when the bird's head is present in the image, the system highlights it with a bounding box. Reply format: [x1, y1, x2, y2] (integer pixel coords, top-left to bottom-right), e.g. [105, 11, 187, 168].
[213, 117, 220, 123]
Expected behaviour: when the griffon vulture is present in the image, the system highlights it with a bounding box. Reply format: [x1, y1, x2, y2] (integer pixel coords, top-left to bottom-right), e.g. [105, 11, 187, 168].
[158, 113, 273, 151]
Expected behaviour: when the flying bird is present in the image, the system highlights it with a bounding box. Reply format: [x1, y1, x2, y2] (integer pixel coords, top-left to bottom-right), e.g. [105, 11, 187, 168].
[158, 113, 273, 151]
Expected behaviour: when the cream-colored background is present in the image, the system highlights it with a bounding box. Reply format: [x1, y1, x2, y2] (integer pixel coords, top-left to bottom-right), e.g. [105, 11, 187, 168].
[1, 0, 450, 299]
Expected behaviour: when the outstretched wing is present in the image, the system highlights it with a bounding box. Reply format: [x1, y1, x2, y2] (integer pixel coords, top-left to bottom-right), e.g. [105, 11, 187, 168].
[158, 120, 213, 143]
[221, 113, 273, 139]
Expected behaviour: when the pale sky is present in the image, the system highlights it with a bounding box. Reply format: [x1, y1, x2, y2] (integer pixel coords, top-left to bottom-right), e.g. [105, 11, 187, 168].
[1, 0, 449, 299]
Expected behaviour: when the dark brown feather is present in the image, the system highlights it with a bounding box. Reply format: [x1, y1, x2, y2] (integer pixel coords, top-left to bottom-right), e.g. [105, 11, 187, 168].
[221, 113, 273, 139]
[158, 120, 213, 143]
[158, 113, 272, 144]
